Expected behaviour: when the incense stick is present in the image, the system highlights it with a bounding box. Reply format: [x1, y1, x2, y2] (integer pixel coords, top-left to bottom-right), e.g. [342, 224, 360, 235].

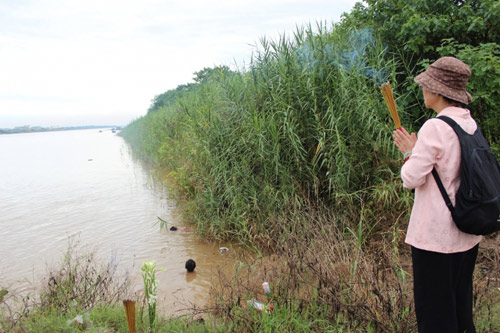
[380, 82, 401, 129]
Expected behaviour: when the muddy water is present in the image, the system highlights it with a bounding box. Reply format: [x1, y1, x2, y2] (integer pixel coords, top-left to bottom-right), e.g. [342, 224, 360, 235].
[0, 129, 237, 316]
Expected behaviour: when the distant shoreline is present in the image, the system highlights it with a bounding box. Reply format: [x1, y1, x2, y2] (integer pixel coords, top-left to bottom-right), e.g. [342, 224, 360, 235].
[0, 125, 122, 135]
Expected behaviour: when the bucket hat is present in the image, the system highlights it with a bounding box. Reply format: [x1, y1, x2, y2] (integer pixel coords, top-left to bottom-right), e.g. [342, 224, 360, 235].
[414, 56, 472, 104]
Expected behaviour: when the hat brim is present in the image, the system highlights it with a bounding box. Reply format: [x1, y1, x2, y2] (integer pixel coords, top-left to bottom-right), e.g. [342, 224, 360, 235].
[414, 72, 472, 105]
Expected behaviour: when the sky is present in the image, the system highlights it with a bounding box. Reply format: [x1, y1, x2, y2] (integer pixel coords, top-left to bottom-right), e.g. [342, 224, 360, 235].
[0, 0, 360, 128]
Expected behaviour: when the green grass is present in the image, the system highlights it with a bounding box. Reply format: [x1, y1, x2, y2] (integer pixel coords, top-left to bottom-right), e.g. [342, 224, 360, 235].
[1, 302, 218, 332]
[1, 302, 356, 333]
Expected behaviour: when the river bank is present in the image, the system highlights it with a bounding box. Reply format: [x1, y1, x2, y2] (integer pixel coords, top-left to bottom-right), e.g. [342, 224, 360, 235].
[2, 216, 499, 332]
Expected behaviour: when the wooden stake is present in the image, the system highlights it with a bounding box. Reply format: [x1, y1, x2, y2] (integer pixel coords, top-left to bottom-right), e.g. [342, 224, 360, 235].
[123, 299, 136, 333]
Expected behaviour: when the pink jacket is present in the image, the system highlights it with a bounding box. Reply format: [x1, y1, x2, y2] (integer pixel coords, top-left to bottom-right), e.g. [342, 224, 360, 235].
[401, 107, 482, 253]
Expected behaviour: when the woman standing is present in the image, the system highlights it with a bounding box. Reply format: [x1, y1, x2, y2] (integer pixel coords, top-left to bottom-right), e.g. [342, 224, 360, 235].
[393, 56, 482, 332]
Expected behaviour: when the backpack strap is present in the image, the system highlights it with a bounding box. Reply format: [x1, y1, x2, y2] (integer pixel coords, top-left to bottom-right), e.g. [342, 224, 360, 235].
[431, 168, 455, 213]
[431, 115, 459, 214]
[436, 115, 459, 131]
[436, 115, 470, 138]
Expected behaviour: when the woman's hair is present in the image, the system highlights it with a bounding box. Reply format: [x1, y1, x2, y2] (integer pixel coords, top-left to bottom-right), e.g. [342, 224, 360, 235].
[442, 95, 464, 107]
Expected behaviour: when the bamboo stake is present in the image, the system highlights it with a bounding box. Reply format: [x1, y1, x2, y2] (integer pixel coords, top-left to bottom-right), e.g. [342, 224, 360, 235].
[380, 82, 401, 129]
[123, 299, 136, 333]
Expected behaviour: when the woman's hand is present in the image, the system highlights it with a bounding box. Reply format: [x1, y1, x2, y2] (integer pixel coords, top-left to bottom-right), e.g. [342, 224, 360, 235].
[393, 127, 417, 154]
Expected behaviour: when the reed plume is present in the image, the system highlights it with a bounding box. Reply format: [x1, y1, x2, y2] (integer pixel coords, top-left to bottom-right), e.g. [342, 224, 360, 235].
[380, 82, 401, 129]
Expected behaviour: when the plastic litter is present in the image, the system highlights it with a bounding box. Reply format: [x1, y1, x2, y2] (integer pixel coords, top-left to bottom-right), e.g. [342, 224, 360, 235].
[262, 282, 271, 301]
[66, 314, 89, 328]
[247, 299, 274, 313]
[247, 299, 265, 312]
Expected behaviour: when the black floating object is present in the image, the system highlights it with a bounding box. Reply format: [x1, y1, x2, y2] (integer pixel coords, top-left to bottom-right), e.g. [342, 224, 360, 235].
[169, 226, 178, 231]
[185, 259, 196, 272]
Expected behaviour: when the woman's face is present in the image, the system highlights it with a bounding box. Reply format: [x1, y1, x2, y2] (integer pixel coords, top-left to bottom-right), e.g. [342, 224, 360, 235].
[422, 87, 439, 110]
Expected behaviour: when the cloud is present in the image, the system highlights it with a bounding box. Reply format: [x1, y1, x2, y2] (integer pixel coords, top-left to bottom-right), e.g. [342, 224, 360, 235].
[0, 0, 358, 128]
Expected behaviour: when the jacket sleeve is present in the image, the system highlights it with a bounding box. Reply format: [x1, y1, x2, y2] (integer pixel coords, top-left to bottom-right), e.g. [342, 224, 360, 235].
[401, 119, 445, 189]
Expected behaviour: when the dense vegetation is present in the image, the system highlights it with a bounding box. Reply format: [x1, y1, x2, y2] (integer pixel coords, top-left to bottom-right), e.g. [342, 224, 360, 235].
[121, 0, 499, 243]
[344, 0, 500, 146]
[5, 0, 494, 331]
[118, 1, 500, 329]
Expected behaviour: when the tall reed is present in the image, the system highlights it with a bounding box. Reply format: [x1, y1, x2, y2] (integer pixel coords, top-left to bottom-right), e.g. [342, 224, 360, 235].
[120, 24, 411, 242]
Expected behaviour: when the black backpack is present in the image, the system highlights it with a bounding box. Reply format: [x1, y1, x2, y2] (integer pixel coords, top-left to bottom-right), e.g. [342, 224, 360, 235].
[431, 116, 500, 235]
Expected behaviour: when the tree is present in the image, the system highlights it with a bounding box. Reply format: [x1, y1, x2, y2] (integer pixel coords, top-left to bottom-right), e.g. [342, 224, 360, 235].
[344, 0, 499, 60]
[193, 65, 235, 83]
[341, 0, 500, 149]
[147, 83, 196, 113]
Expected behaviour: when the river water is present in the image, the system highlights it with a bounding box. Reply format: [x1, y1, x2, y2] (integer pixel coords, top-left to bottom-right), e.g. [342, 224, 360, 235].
[0, 129, 236, 316]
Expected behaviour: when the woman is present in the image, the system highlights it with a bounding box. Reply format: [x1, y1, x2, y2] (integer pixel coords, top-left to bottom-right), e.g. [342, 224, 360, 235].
[393, 56, 482, 332]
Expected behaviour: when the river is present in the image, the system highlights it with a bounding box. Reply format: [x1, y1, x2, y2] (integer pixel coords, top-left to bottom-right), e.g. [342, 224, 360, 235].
[0, 128, 236, 316]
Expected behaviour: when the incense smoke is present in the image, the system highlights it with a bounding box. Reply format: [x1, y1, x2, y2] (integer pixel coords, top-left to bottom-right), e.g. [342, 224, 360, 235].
[295, 28, 389, 85]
